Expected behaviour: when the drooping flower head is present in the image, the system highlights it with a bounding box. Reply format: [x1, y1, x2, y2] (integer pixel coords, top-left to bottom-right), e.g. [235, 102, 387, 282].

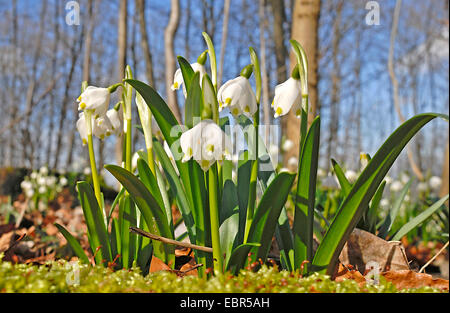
[272, 65, 302, 118]
[179, 120, 232, 171]
[77, 86, 110, 116]
[171, 51, 208, 98]
[217, 65, 257, 117]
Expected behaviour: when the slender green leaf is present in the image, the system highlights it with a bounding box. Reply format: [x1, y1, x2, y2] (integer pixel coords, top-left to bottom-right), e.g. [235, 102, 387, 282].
[312, 113, 448, 275]
[379, 179, 413, 238]
[105, 164, 175, 267]
[247, 172, 296, 263]
[293, 116, 320, 269]
[55, 223, 89, 264]
[226, 243, 260, 275]
[392, 195, 449, 241]
[77, 181, 112, 264]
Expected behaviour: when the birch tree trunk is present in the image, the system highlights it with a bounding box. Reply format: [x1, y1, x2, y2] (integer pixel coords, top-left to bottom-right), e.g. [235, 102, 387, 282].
[164, 0, 182, 123]
[283, 0, 321, 170]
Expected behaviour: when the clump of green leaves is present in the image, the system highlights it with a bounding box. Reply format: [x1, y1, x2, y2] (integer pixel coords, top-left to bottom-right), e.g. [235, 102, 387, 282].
[0, 259, 445, 293]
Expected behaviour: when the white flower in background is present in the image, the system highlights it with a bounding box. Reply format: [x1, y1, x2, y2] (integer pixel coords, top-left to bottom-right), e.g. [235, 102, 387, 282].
[322, 174, 340, 189]
[30, 171, 38, 180]
[390, 180, 403, 192]
[77, 86, 110, 115]
[404, 195, 410, 202]
[287, 156, 298, 168]
[21, 180, 32, 191]
[417, 181, 428, 193]
[272, 77, 302, 118]
[39, 166, 49, 175]
[59, 177, 68, 186]
[384, 176, 393, 185]
[45, 176, 57, 187]
[380, 198, 389, 208]
[106, 108, 122, 136]
[282, 139, 294, 152]
[38, 186, 47, 194]
[217, 76, 257, 117]
[400, 172, 410, 184]
[25, 189, 34, 198]
[171, 62, 206, 98]
[37, 176, 46, 186]
[180, 120, 232, 171]
[345, 170, 358, 184]
[83, 167, 91, 176]
[317, 168, 326, 178]
[429, 176, 442, 190]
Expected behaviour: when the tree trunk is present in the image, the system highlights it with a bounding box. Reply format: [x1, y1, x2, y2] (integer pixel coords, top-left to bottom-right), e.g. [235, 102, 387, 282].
[325, 0, 342, 172]
[116, 0, 128, 165]
[137, 0, 155, 87]
[217, 0, 231, 88]
[283, 0, 321, 170]
[259, 0, 271, 145]
[387, 0, 424, 181]
[164, 0, 182, 123]
[440, 140, 449, 198]
[66, 0, 96, 169]
[269, 0, 288, 85]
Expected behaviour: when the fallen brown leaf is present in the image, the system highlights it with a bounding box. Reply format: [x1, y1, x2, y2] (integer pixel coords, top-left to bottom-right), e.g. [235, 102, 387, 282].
[381, 270, 449, 290]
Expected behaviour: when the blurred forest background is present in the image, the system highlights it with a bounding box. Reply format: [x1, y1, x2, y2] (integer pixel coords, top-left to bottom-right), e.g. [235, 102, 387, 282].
[0, 0, 448, 193]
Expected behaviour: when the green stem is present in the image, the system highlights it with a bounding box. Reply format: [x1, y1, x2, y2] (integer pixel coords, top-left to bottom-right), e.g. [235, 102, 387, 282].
[125, 118, 132, 171]
[244, 113, 259, 243]
[208, 164, 223, 274]
[87, 133, 102, 208]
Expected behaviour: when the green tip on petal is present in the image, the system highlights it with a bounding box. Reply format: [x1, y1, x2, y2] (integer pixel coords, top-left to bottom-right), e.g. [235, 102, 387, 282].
[240, 64, 253, 79]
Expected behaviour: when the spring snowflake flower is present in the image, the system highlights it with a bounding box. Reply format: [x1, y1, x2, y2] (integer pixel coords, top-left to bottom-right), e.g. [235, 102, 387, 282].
[180, 120, 232, 171]
[59, 177, 68, 186]
[39, 166, 49, 175]
[77, 86, 110, 116]
[429, 176, 442, 190]
[106, 108, 122, 136]
[281, 139, 294, 152]
[171, 62, 206, 98]
[217, 76, 257, 117]
[390, 180, 403, 192]
[345, 170, 358, 184]
[417, 182, 428, 193]
[272, 77, 302, 118]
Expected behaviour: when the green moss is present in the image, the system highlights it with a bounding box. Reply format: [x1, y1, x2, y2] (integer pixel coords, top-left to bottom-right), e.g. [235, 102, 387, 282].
[0, 260, 445, 293]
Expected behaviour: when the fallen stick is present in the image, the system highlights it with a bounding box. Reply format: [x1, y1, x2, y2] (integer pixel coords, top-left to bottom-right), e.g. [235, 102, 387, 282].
[129, 226, 213, 253]
[419, 241, 449, 273]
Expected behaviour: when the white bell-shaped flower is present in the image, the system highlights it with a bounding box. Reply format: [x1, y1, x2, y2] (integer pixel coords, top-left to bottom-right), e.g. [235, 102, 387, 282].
[92, 115, 114, 140]
[106, 108, 122, 136]
[77, 86, 110, 115]
[272, 77, 302, 118]
[171, 62, 206, 98]
[76, 113, 89, 145]
[217, 76, 257, 117]
[179, 120, 232, 171]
